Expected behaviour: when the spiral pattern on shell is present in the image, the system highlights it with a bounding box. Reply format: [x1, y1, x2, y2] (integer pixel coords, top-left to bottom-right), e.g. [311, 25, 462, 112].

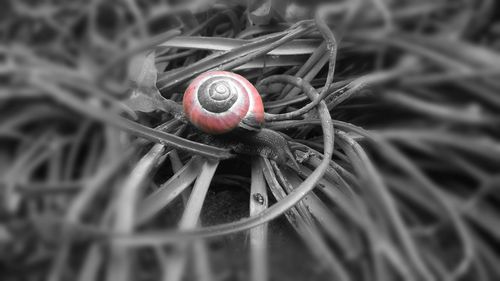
[183, 71, 264, 134]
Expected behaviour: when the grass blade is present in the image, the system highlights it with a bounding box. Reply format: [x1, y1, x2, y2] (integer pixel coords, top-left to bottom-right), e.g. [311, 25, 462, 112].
[249, 157, 269, 281]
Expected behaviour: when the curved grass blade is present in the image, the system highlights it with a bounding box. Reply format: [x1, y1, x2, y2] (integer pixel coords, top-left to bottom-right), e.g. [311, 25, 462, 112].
[281, 167, 362, 259]
[107, 144, 166, 281]
[136, 156, 204, 225]
[159, 37, 320, 55]
[333, 120, 474, 280]
[33, 78, 233, 160]
[261, 158, 349, 281]
[157, 21, 315, 91]
[249, 157, 269, 281]
[163, 159, 219, 281]
[47, 148, 136, 281]
[335, 132, 434, 281]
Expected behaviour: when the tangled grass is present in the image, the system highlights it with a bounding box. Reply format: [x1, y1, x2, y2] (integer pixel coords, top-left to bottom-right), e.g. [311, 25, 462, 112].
[1, 0, 500, 280]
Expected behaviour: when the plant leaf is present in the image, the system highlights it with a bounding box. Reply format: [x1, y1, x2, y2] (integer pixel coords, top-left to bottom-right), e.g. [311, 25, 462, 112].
[248, 0, 273, 25]
[125, 51, 164, 113]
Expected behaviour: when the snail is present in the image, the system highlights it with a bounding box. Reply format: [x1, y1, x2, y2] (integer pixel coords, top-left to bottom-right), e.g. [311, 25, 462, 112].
[183, 71, 264, 135]
[182, 71, 300, 172]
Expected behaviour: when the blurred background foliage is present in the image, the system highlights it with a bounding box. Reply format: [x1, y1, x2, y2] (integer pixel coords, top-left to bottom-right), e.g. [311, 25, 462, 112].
[1, 0, 500, 281]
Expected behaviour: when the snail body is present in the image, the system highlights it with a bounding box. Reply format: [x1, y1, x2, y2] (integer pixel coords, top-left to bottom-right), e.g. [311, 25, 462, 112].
[183, 71, 264, 135]
[202, 128, 300, 172]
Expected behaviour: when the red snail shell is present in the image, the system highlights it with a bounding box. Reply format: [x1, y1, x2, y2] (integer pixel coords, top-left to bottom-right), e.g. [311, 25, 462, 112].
[183, 71, 265, 135]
